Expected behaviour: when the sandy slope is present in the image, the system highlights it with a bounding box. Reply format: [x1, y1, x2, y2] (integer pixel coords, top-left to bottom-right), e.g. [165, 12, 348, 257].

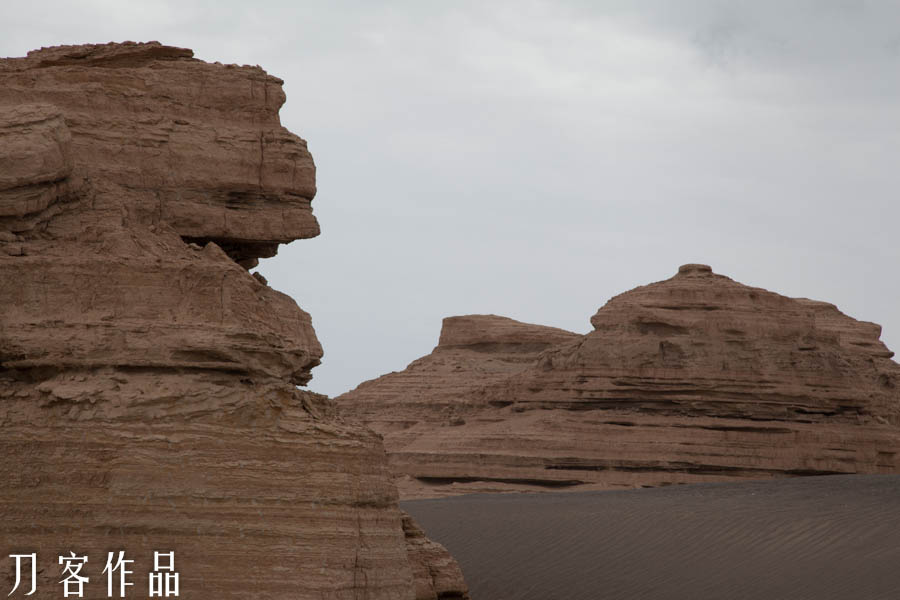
[403, 475, 900, 600]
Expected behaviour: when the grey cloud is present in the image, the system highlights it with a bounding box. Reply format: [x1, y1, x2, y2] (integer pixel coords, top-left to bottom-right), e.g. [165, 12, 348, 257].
[2, 1, 898, 396]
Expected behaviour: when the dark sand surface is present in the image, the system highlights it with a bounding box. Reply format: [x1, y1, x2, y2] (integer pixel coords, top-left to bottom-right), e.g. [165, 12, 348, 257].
[402, 475, 900, 600]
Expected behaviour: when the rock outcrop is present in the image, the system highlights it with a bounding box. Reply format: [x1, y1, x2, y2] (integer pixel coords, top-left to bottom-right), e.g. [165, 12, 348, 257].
[402, 512, 470, 600]
[344, 315, 579, 435]
[337, 265, 900, 498]
[0, 42, 467, 599]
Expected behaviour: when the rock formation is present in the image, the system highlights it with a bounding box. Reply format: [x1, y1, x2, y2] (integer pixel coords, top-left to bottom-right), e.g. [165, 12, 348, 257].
[0, 42, 467, 599]
[337, 264, 900, 498]
[402, 512, 469, 600]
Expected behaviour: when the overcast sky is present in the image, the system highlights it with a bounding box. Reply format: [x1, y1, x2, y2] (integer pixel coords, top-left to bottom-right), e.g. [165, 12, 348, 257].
[3, 1, 898, 397]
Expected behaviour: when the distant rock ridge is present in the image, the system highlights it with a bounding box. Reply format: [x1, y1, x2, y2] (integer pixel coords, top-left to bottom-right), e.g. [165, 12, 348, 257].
[437, 314, 579, 352]
[0, 42, 467, 599]
[337, 264, 900, 499]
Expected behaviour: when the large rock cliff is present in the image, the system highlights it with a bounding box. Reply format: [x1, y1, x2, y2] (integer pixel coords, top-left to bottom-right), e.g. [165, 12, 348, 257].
[337, 264, 900, 498]
[0, 42, 467, 599]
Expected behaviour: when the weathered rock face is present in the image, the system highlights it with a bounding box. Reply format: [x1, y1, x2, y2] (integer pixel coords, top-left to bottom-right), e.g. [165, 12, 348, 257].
[402, 512, 470, 600]
[0, 42, 318, 261]
[344, 315, 579, 435]
[0, 42, 466, 599]
[337, 265, 900, 498]
[0, 42, 321, 383]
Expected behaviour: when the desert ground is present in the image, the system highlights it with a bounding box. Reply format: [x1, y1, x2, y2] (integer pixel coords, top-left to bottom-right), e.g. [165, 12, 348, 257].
[403, 475, 900, 600]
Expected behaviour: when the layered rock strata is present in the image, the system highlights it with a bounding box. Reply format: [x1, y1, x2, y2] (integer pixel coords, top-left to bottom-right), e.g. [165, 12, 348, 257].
[402, 512, 470, 600]
[0, 42, 466, 599]
[337, 265, 900, 498]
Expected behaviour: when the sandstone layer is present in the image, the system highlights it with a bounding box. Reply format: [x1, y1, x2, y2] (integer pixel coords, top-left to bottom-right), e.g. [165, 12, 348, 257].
[402, 512, 470, 600]
[337, 265, 900, 498]
[0, 42, 467, 599]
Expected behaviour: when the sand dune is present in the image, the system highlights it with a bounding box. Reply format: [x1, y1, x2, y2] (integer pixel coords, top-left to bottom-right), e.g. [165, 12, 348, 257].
[403, 475, 900, 600]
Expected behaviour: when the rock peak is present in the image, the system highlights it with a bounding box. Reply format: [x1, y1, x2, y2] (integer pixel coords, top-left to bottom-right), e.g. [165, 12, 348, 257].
[1, 41, 316, 264]
[677, 263, 713, 276]
[19, 41, 194, 68]
[0, 42, 321, 381]
[437, 314, 578, 350]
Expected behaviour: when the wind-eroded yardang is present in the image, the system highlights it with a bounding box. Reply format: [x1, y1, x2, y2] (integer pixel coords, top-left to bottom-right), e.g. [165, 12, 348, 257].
[0, 42, 467, 599]
[338, 264, 900, 498]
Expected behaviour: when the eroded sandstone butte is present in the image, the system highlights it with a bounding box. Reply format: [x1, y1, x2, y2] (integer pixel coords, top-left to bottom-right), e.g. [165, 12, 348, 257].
[0, 42, 467, 599]
[337, 264, 900, 498]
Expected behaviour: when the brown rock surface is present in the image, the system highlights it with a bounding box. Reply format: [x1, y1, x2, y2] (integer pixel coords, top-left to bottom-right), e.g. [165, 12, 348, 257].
[344, 315, 579, 434]
[337, 265, 900, 498]
[0, 42, 317, 259]
[0, 42, 466, 599]
[401, 512, 470, 600]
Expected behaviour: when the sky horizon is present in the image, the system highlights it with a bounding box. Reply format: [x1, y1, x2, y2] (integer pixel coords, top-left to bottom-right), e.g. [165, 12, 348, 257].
[3, 1, 898, 397]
